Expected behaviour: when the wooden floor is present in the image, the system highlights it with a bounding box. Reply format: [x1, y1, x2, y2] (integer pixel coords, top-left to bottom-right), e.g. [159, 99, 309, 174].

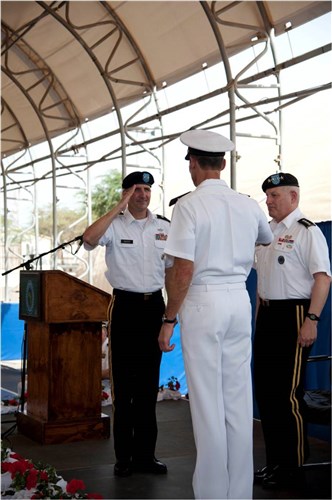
[1, 364, 331, 500]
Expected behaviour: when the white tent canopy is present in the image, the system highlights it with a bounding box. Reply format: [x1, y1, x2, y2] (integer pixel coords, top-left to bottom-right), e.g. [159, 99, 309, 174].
[1, 1, 331, 297]
[2, 1, 330, 156]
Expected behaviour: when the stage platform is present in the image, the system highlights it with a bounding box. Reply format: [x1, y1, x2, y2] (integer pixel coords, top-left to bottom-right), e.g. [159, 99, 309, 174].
[1, 363, 330, 499]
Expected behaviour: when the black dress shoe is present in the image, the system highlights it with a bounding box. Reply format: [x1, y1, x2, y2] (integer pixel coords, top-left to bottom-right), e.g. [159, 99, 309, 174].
[262, 465, 299, 489]
[114, 461, 132, 477]
[132, 458, 167, 474]
[254, 465, 276, 484]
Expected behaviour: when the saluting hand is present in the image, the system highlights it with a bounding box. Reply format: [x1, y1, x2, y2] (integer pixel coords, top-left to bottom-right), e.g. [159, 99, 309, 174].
[118, 184, 136, 211]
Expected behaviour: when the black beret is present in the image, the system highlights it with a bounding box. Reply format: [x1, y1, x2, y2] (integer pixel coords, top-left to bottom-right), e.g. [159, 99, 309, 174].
[262, 172, 299, 193]
[122, 171, 154, 189]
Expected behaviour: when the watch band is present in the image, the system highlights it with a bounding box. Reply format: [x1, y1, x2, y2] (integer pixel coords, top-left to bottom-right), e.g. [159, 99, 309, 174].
[162, 314, 177, 324]
[306, 312, 320, 321]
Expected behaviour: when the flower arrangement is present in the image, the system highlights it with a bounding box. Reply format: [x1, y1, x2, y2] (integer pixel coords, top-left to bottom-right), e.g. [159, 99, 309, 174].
[101, 390, 109, 401]
[2, 392, 28, 408]
[101, 385, 112, 406]
[159, 376, 180, 392]
[1, 446, 103, 499]
[157, 376, 181, 402]
[167, 376, 181, 392]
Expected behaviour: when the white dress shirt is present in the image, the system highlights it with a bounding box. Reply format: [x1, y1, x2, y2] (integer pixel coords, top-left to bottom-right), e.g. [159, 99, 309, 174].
[255, 207, 331, 300]
[98, 208, 170, 292]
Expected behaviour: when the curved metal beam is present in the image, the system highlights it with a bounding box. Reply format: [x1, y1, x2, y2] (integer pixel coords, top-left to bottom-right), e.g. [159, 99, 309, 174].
[2, 65, 58, 259]
[1, 21, 81, 157]
[200, 1, 237, 188]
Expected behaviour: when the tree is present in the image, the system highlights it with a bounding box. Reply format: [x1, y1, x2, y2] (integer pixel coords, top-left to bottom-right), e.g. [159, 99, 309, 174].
[91, 169, 122, 220]
[37, 205, 86, 239]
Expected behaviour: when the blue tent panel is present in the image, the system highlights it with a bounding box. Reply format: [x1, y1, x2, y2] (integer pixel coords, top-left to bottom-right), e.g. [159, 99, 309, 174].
[1, 303, 25, 360]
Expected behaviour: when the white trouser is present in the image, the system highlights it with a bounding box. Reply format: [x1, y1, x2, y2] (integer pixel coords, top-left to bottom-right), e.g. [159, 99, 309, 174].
[180, 283, 253, 500]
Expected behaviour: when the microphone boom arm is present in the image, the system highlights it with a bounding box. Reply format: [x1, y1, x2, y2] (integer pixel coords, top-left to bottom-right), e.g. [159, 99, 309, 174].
[2, 235, 83, 276]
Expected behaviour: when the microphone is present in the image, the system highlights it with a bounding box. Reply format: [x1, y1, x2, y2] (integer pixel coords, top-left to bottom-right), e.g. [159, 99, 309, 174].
[74, 235, 84, 255]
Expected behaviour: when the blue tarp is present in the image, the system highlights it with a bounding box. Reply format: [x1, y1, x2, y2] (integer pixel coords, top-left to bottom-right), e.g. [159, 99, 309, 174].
[1, 303, 24, 361]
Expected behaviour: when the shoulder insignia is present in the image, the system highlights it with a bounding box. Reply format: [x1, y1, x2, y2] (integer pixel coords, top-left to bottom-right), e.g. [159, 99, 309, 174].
[156, 214, 170, 223]
[298, 218, 315, 229]
[169, 191, 191, 206]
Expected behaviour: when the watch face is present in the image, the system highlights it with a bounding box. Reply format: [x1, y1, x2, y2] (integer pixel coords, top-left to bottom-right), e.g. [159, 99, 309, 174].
[307, 313, 319, 321]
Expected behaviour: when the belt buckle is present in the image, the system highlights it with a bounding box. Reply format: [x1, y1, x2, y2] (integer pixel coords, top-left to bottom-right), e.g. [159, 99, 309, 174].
[144, 293, 152, 301]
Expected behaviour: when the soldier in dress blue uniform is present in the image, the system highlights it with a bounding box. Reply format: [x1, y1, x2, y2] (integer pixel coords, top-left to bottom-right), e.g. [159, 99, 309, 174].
[83, 171, 170, 477]
[253, 172, 331, 489]
[158, 129, 273, 499]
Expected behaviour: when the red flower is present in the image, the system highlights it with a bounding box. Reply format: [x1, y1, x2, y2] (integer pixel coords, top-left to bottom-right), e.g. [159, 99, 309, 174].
[1, 462, 12, 474]
[2, 459, 33, 478]
[39, 470, 49, 482]
[26, 468, 39, 489]
[66, 478, 86, 494]
[8, 398, 19, 406]
[101, 391, 109, 400]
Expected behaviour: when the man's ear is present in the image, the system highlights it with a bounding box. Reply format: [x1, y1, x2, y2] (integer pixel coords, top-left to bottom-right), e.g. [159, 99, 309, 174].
[290, 189, 298, 204]
[220, 158, 226, 172]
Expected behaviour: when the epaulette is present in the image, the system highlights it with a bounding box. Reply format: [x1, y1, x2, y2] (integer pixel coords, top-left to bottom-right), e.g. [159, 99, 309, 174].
[169, 191, 191, 206]
[298, 218, 315, 229]
[156, 214, 170, 223]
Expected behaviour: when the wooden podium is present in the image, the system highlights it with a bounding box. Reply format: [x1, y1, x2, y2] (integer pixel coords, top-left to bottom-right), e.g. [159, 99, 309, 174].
[16, 270, 111, 444]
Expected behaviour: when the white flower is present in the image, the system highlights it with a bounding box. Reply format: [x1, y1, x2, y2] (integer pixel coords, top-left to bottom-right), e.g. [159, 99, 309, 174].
[56, 477, 68, 490]
[1, 471, 12, 490]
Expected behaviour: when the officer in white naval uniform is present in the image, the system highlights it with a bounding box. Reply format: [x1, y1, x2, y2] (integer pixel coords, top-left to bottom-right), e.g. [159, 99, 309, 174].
[158, 129, 273, 499]
[83, 171, 170, 478]
[253, 172, 331, 489]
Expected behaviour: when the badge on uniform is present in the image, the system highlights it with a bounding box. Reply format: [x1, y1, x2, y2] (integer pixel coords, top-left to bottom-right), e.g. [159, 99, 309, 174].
[143, 172, 150, 184]
[276, 234, 294, 250]
[155, 233, 167, 241]
[271, 173, 283, 185]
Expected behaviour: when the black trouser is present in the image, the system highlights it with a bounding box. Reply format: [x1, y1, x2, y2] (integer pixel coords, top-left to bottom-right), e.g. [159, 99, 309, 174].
[108, 289, 164, 463]
[253, 299, 311, 468]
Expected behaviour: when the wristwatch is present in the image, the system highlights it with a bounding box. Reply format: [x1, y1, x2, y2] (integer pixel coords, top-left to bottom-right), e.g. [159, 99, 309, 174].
[162, 314, 177, 324]
[306, 312, 320, 321]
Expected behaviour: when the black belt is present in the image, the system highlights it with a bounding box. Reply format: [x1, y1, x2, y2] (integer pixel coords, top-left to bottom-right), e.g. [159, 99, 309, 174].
[259, 298, 310, 307]
[113, 288, 162, 301]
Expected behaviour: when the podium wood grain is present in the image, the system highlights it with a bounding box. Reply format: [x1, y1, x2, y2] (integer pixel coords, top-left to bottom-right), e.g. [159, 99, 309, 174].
[17, 271, 112, 444]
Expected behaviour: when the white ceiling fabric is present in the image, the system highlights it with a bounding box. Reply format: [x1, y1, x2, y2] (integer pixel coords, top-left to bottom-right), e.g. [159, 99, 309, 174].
[2, 1, 330, 157]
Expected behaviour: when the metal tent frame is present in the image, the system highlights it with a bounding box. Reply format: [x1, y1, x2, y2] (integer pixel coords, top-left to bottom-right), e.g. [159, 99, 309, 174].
[1, 1, 331, 298]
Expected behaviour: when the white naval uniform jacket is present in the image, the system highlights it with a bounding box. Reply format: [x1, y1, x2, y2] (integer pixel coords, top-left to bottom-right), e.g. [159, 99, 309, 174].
[165, 178, 273, 283]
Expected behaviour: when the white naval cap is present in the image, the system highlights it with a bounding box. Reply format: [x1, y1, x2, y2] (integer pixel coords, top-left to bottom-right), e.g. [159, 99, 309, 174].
[180, 129, 234, 160]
